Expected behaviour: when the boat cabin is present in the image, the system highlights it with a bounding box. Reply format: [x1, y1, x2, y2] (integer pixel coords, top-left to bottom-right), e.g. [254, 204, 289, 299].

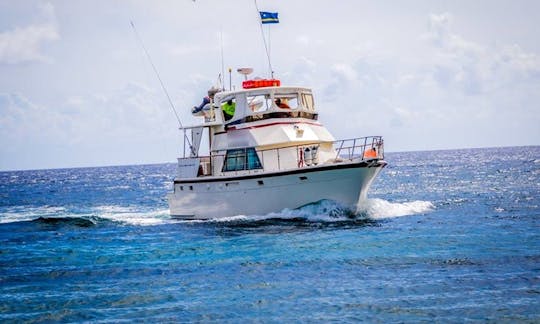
[177, 81, 382, 180]
[195, 85, 318, 127]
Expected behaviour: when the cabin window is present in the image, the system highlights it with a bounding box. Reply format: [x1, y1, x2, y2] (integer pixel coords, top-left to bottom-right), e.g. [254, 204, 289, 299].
[247, 94, 271, 112]
[274, 94, 299, 109]
[301, 93, 314, 111]
[222, 148, 263, 172]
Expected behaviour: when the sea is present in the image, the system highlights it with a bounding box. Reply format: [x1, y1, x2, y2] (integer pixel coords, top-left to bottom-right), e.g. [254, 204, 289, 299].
[1, 146, 539, 322]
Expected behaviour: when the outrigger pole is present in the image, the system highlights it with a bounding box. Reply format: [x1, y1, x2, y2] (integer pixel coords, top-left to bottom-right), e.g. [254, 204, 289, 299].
[253, 0, 273, 78]
[130, 21, 193, 155]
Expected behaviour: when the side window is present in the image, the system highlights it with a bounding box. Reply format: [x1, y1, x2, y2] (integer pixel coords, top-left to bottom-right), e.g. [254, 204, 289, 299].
[222, 148, 263, 172]
[247, 95, 271, 112]
[246, 148, 262, 169]
[223, 149, 244, 172]
[301, 93, 314, 111]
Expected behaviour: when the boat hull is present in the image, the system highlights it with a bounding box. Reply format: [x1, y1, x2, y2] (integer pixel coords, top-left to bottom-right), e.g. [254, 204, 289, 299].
[167, 160, 386, 219]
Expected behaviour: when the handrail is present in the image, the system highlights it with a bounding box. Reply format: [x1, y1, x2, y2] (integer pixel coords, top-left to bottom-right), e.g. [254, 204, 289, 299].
[180, 136, 384, 177]
[333, 136, 384, 161]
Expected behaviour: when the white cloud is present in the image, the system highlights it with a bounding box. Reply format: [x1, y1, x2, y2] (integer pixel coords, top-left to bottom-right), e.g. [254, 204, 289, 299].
[0, 82, 187, 170]
[309, 11, 540, 150]
[0, 3, 59, 64]
[1, 3, 539, 170]
[424, 13, 452, 47]
[281, 56, 317, 86]
[331, 63, 358, 82]
[422, 12, 540, 95]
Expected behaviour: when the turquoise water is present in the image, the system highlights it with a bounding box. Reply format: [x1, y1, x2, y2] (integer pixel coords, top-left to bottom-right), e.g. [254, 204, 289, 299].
[1, 146, 539, 322]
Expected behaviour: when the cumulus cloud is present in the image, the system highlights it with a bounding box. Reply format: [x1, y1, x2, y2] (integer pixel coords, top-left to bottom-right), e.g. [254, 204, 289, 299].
[282, 56, 317, 86]
[332, 63, 358, 82]
[0, 82, 186, 169]
[0, 3, 59, 64]
[2, 4, 538, 170]
[321, 63, 360, 101]
[423, 12, 540, 96]
[424, 13, 452, 46]
[309, 11, 540, 150]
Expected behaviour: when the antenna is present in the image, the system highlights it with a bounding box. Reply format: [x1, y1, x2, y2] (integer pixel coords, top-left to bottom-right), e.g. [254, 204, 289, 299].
[130, 21, 193, 153]
[220, 29, 225, 91]
[228, 67, 232, 90]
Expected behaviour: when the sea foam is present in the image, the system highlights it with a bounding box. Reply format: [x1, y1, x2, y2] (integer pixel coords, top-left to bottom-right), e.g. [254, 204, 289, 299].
[93, 205, 172, 226]
[357, 198, 435, 219]
[202, 198, 434, 223]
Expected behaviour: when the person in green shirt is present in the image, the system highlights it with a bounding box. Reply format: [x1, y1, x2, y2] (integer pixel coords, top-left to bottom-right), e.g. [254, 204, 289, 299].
[222, 99, 235, 121]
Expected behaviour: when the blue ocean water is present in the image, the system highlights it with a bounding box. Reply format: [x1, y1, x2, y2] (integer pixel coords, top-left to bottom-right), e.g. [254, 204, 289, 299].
[1, 146, 539, 322]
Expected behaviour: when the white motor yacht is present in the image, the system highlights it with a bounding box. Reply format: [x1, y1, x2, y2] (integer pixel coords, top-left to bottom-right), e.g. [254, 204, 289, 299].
[167, 77, 386, 219]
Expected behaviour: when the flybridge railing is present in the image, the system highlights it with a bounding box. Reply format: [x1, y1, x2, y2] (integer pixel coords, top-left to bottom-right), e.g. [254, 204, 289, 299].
[333, 136, 384, 161]
[182, 136, 384, 178]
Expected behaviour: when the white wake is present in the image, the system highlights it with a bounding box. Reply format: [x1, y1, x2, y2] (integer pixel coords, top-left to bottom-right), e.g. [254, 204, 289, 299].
[92, 206, 173, 226]
[202, 198, 435, 223]
[356, 198, 435, 219]
[0, 199, 435, 226]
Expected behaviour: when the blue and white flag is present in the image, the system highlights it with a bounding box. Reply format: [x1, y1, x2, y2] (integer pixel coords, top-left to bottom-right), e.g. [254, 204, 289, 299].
[259, 11, 279, 24]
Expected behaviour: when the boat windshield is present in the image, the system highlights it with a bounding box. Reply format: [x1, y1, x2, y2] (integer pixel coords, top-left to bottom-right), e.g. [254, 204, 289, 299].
[248, 94, 272, 112]
[246, 92, 308, 112]
[214, 88, 318, 126]
[273, 94, 298, 109]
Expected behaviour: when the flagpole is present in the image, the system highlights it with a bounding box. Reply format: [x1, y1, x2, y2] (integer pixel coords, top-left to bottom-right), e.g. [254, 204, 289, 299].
[253, 0, 273, 78]
[268, 25, 272, 78]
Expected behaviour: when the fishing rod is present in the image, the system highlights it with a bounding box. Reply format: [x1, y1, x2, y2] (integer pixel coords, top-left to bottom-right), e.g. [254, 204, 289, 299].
[130, 20, 193, 154]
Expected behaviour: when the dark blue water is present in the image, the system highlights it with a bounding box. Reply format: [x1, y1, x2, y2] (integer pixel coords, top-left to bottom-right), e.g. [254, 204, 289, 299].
[1, 146, 539, 322]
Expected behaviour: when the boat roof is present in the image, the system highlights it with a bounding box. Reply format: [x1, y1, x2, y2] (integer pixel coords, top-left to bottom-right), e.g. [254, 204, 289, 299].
[214, 86, 313, 102]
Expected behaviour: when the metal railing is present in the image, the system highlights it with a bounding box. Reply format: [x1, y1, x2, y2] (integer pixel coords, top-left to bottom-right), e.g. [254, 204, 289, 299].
[333, 136, 384, 161]
[186, 136, 384, 177]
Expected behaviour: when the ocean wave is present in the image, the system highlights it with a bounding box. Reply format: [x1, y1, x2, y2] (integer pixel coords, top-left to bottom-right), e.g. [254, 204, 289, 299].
[0, 206, 68, 224]
[91, 206, 173, 226]
[0, 214, 108, 228]
[31, 216, 100, 227]
[0, 205, 174, 227]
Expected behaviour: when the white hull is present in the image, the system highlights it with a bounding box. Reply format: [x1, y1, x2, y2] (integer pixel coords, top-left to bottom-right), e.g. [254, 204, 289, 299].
[167, 161, 386, 219]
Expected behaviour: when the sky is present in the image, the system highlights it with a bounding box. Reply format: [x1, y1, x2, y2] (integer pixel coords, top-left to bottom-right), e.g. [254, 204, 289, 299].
[0, 0, 539, 171]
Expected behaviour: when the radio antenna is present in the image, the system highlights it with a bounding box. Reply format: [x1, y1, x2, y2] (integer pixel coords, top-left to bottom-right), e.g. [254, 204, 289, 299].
[220, 29, 225, 91]
[130, 21, 192, 150]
